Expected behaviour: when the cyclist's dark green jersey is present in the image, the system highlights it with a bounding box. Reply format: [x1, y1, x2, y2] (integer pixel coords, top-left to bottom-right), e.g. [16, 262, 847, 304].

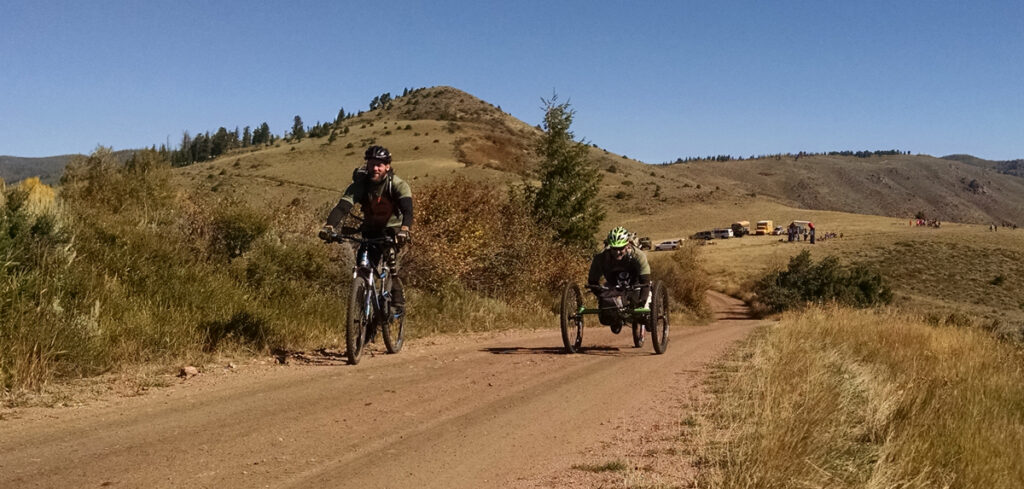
[587, 248, 651, 287]
[326, 173, 413, 230]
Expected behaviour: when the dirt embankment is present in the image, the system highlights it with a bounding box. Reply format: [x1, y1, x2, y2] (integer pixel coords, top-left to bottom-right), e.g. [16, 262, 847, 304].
[0, 291, 758, 488]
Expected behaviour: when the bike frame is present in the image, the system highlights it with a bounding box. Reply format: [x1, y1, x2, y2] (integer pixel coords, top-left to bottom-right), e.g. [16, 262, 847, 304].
[353, 243, 394, 328]
[577, 285, 650, 320]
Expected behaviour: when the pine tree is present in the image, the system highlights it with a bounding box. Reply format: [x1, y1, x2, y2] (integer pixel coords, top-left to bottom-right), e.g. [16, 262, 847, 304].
[292, 116, 306, 141]
[525, 95, 604, 250]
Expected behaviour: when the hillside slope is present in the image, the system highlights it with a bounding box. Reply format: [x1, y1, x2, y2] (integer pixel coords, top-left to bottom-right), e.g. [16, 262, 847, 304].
[163, 85, 1024, 228]
[658, 153, 1024, 226]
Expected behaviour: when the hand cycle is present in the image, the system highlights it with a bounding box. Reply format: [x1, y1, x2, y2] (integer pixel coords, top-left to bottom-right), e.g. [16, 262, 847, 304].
[559, 281, 670, 355]
[322, 226, 405, 365]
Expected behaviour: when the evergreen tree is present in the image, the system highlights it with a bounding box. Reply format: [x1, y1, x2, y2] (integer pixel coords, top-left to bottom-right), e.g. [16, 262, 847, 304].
[211, 127, 233, 156]
[242, 126, 252, 147]
[525, 95, 604, 250]
[292, 116, 306, 141]
[336, 107, 346, 124]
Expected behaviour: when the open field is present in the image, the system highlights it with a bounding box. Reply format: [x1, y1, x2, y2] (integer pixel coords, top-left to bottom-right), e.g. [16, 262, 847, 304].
[614, 203, 1024, 331]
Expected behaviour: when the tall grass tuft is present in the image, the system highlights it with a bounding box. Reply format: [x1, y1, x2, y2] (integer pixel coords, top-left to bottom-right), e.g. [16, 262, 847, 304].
[648, 243, 712, 318]
[404, 176, 588, 303]
[698, 307, 1024, 488]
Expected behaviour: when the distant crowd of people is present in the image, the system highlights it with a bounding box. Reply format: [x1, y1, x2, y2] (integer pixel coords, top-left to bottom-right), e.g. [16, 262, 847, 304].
[783, 222, 842, 244]
[911, 219, 941, 228]
[989, 223, 1018, 231]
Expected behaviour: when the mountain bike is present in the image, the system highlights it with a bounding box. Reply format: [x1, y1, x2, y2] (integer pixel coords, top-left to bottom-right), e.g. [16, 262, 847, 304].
[322, 227, 405, 365]
[560, 281, 670, 355]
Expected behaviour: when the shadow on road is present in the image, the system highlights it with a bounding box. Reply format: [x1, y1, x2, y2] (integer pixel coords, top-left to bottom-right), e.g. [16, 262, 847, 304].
[272, 348, 350, 366]
[483, 345, 642, 356]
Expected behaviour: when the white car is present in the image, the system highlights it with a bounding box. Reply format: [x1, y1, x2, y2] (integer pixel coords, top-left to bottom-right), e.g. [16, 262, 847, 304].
[654, 239, 683, 251]
[713, 228, 734, 239]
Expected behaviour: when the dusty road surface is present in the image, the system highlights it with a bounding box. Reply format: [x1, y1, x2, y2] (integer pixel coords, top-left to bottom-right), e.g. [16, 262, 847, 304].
[1, 291, 759, 488]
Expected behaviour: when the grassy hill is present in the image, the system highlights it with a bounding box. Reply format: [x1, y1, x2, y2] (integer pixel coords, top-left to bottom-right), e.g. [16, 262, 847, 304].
[174, 86, 1024, 238]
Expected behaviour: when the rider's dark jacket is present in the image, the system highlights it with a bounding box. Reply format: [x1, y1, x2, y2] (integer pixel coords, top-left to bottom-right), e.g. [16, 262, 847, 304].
[326, 171, 413, 232]
[587, 247, 651, 289]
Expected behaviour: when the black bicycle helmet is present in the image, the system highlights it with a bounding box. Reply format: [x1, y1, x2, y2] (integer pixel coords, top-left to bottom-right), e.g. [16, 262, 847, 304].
[364, 145, 392, 163]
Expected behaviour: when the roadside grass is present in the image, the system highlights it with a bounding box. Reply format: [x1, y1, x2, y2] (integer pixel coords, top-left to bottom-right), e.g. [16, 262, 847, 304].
[573, 460, 628, 473]
[696, 306, 1024, 489]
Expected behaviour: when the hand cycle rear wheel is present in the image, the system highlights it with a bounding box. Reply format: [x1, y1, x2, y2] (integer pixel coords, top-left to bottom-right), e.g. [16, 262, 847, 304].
[382, 276, 404, 353]
[346, 277, 371, 365]
[649, 281, 670, 354]
[560, 284, 584, 353]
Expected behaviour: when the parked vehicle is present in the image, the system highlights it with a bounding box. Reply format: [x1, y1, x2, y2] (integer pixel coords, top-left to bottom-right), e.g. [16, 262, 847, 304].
[638, 237, 653, 250]
[731, 220, 750, 237]
[654, 239, 683, 251]
[691, 230, 714, 240]
[755, 220, 773, 235]
[713, 228, 734, 239]
[773, 225, 784, 235]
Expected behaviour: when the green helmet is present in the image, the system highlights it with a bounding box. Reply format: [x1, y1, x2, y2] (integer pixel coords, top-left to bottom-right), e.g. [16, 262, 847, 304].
[606, 226, 630, 248]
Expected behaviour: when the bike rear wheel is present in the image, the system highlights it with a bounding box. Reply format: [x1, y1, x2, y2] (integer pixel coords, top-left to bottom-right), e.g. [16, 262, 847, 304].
[649, 281, 670, 354]
[560, 284, 584, 353]
[382, 277, 404, 353]
[346, 277, 371, 365]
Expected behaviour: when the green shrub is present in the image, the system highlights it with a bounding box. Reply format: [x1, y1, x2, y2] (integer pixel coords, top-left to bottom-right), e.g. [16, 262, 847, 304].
[753, 250, 893, 314]
[209, 203, 269, 259]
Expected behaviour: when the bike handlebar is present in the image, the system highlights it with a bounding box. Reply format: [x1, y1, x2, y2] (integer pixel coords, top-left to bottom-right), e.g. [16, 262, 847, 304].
[587, 283, 647, 293]
[321, 230, 397, 246]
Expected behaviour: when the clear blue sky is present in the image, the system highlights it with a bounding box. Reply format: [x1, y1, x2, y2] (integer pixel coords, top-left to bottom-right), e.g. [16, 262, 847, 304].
[3, 0, 1022, 162]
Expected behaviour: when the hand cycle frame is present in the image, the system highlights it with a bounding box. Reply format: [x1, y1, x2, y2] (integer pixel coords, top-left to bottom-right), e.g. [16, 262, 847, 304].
[559, 281, 670, 355]
[323, 227, 405, 365]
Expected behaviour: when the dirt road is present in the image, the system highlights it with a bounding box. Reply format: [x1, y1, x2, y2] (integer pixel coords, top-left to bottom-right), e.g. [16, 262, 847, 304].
[0, 291, 758, 488]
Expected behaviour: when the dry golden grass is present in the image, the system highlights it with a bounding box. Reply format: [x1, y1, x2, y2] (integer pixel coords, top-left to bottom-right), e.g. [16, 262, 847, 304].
[697, 306, 1024, 489]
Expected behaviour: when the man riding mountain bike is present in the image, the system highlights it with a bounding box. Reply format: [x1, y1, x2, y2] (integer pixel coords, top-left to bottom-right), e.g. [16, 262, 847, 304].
[320, 145, 413, 318]
[587, 226, 651, 333]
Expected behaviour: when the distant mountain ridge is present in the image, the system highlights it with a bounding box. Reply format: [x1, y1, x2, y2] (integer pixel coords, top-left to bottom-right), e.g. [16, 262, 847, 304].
[942, 154, 1024, 178]
[0, 155, 78, 185]
[1, 150, 140, 186]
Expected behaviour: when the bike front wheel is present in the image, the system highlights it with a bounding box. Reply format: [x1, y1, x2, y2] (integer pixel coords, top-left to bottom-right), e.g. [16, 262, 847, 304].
[347, 277, 371, 365]
[560, 284, 584, 353]
[382, 277, 404, 354]
[649, 281, 670, 354]
[632, 319, 645, 348]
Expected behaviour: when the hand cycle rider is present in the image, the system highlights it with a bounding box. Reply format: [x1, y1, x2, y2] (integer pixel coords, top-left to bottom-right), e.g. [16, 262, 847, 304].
[320, 145, 413, 318]
[587, 226, 652, 333]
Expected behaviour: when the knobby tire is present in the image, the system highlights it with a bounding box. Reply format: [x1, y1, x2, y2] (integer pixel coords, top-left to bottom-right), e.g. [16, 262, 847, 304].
[560, 284, 584, 353]
[649, 281, 670, 354]
[347, 277, 370, 365]
[382, 277, 404, 353]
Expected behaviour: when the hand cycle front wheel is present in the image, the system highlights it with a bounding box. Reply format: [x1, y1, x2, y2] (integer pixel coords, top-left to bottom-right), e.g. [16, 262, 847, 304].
[381, 276, 404, 354]
[560, 284, 584, 353]
[346, 277, 371, 365]
[649, 281, 670, 354]
[632, 319, 645, 348]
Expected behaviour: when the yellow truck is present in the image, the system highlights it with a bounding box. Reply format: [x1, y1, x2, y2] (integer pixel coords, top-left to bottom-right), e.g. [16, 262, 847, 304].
[755, 220, 773, 235]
